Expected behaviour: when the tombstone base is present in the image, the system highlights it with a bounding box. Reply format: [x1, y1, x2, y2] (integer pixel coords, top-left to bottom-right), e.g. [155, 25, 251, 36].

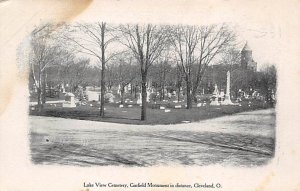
[222, 98, 235, 105]
[62, 102, 76, 108]
[210, 100, 220, 106]
[222, 95, 235, 105]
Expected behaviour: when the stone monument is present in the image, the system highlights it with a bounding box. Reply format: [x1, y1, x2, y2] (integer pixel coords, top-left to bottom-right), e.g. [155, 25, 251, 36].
[137, 93, 142, 104]
[210, 84, 220, 106]
[146, 89, 150, 102]
[86, 91, 100, 101]
[62, 92, 76, 108]
[61, 84, 65, 93]
[222, 71, 234, 105]
[117, 84, 121, 96]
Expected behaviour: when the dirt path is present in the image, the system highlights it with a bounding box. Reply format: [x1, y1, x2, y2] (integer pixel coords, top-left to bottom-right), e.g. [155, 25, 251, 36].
[29, 108, 275, 167]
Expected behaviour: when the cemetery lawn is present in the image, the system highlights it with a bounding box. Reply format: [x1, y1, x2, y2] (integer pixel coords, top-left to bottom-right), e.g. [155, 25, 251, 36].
[29, 100, 271, 125]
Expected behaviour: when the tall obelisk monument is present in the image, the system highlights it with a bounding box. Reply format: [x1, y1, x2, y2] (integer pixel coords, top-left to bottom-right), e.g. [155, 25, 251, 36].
[223, 71, 234, 105]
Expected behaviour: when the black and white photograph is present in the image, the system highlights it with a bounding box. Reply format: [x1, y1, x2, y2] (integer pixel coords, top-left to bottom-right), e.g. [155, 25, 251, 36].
[25, 22, 276, 167]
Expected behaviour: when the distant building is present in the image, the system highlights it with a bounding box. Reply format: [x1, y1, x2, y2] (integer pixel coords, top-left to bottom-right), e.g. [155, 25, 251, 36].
[241, 42, 257, 71]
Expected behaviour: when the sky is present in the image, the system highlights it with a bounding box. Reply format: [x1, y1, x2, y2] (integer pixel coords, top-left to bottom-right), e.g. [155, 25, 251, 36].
[71, 0, 289, 71]
[234, 23, 281, 69]
[62, 22, 281, 71]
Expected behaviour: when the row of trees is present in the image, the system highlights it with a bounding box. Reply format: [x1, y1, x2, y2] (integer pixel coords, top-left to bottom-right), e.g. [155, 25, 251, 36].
[29, 22, 275, 120]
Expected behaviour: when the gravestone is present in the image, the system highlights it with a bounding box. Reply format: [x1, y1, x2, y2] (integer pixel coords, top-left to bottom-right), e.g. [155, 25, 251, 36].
[105, 92, 115, 103]
[167, 92, 172, 99]
[220, 89, 225, 100]
[61, 84, 65, 93]
[146, 90, 150, 102]
[137, 93, 142, 104]
[86, 91, 100, 101]
[62, 92, 76, 108]
[210, 84, 220, 106]
[117, 84, 121, 96]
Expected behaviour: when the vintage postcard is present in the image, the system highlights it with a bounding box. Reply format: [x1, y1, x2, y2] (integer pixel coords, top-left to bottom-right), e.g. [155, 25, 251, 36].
[0, 0, 300, 190]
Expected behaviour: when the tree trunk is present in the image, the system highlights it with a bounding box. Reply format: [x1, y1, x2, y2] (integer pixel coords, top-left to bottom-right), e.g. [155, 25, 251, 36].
[100, 24, 106, 117]
[162, 83, 165, 100]
[134, 85, 137, 99]
[42, 71, 46, 104]
[160, 86, 163, 101]
[120, 86, 125, 104]
[37, 88, 42, 112]
[177, 85, 181, 102]
[186, 77, 192, 109]
[38, 64, 43, 112]
[191, 88, 198, 103]
[141, 72, 147, 121]
[130, 84, 133, 97]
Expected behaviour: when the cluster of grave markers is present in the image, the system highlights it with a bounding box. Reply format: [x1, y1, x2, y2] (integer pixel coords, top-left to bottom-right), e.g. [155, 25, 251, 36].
[30, 71, 250, 113]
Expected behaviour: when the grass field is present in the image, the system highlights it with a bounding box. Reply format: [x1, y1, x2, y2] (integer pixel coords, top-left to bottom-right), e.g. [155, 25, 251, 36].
[29, 99, 272, 125]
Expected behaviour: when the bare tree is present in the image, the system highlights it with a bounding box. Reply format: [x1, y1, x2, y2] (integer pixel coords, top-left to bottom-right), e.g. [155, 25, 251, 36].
[60, 57, 90, 92]
[119, 24, 169, 120]
[170, 25, 200, 108]
[63, 22, 117, 117]
[110, 52, 138, 104]
[220, 47, 241, 70]
[170, 24, 236, 108]
[149, 56, 172, 101]
[29, 23, 61, 111]
[257, 64, 277, 104]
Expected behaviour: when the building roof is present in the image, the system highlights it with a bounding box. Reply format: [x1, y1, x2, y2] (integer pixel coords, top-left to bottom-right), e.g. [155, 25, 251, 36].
[242, 42, 251, 51]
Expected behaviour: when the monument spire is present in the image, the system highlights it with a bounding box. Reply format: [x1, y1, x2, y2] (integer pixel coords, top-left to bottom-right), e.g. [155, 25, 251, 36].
[222, 71, 234, 105]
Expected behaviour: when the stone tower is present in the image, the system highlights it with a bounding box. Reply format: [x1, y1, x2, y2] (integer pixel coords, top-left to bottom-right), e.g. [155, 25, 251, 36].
[241, 42, 257, 71]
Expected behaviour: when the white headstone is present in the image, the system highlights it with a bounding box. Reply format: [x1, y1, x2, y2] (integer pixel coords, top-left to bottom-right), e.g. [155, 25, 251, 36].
[137, 93, 142, 104]
[146, 90, 150, 102]
[210, 84, 220, 106]
[117, 84, 121, 96]
[61, 84, 65, 93]
[63, 92, 76, 108]
[86, 91, 100, 101]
